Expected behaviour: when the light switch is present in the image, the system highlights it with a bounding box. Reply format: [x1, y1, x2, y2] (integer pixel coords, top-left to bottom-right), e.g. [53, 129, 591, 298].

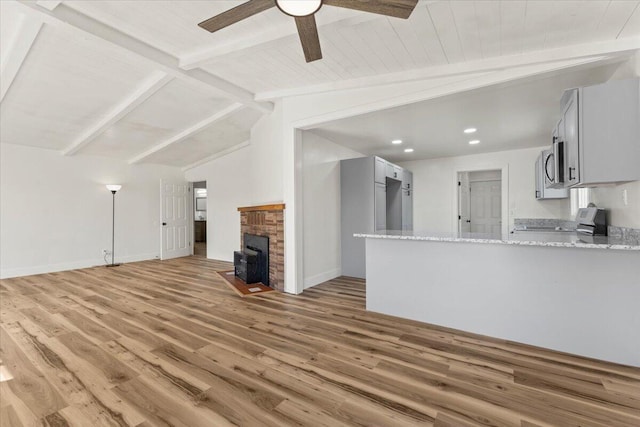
[622, 189, 628, 206]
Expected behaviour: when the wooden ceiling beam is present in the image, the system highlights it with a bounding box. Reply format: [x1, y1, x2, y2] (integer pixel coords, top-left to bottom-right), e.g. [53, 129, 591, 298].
[62, 71, 173, 156]
[128, 102, 245, 165]
[18, 1, 273, 113]
[0, 13, 43, 103]
[35, 1, 61, 11]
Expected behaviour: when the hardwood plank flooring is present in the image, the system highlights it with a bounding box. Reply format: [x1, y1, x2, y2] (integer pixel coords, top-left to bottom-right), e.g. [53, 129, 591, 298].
[1, 257, 639, 426]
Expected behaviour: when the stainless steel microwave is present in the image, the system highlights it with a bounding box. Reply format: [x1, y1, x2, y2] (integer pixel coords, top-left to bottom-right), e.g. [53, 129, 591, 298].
[545, 136, 565, 189]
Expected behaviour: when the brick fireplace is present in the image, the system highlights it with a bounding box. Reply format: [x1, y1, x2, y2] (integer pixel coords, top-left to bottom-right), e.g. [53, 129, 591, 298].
[238, 204, 285, 291]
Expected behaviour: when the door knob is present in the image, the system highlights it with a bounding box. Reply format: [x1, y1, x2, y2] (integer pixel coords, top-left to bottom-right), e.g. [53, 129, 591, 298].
[162, 222, 167, 226]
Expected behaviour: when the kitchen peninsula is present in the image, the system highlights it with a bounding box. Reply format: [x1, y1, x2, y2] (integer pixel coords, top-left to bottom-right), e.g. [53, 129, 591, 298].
[357, 231, 640, 367]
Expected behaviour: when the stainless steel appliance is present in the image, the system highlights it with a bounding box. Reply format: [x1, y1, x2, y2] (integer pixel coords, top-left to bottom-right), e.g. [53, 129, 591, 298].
[576, 207, 607, 236]
[545, 136, 565, 189]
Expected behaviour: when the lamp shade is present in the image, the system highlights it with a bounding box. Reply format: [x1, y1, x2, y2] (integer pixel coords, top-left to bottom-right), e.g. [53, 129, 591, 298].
[276, 0, 322, 17]
[106, 184, 122, 193]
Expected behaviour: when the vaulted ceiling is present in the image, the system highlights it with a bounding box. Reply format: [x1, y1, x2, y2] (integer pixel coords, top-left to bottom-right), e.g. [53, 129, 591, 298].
[1, 1, 639, 168]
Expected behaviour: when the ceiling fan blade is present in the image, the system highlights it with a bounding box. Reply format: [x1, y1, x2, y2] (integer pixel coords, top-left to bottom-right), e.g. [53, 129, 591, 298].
[198, 0, 276, 32]
[324, 0, 418, 19]
[295, 15, 322, 63]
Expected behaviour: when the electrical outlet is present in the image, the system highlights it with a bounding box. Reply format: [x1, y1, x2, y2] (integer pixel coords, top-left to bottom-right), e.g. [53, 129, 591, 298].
[103, 249, 111, 256]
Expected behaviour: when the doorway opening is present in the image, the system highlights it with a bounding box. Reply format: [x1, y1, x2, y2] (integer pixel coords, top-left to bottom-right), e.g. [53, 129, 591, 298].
[193, 181, 207, 257]
[458, 170, 502, 236]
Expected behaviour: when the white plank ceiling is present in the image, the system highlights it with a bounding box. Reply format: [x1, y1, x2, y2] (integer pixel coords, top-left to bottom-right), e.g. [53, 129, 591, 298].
[1, 24, 155, 150]
[0, 0, 638, 167]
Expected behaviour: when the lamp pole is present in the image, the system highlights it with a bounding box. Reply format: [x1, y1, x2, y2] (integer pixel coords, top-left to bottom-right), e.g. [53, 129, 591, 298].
[106, 185, 122, 267]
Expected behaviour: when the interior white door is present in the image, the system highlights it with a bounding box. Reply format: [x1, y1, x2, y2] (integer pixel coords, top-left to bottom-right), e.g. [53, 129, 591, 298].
[470, 180, 501, 235]
[161, 180, 191, 260]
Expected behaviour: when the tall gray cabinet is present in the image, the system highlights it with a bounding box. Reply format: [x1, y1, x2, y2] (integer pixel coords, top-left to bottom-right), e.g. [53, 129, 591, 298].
[341, 156, 413, 278]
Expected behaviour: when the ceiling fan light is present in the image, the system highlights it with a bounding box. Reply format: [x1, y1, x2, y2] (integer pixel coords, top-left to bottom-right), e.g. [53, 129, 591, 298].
[276, 0, 322, 17]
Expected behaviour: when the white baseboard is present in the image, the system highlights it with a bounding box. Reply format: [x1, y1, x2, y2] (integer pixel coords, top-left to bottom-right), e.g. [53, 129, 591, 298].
[0, 253, 158, 279]
[208, 251, 234, 263]
[304, 268, 341, 289]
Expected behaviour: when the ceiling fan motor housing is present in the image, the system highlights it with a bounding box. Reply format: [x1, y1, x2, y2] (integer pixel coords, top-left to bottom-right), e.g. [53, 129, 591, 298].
[275, 0, 323, 17]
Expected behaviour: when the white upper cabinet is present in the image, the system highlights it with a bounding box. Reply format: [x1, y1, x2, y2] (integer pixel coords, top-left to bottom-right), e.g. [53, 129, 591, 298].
[402, 169, 413, 190]
[559, 78, 640, 187]
[385, 162, 402, 181]
[561, 89, 580, 186]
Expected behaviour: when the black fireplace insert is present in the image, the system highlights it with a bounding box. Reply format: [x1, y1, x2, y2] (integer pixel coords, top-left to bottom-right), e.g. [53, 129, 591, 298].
[234, 233, 269, 286]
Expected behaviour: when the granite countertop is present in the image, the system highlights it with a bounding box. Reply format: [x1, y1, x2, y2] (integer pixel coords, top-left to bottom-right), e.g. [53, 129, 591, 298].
[354, 230, 640, 251]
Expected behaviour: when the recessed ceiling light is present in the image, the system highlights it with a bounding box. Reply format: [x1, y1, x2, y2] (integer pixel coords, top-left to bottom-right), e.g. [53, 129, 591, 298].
[469, 140, 480, 145]
[404, 148, 414, 153]
[391, 139, 403, 145]
[464, 128, 477, 134]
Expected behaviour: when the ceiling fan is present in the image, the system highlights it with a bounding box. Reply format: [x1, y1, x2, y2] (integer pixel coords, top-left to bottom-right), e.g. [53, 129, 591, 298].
[198, 0, 419, 63]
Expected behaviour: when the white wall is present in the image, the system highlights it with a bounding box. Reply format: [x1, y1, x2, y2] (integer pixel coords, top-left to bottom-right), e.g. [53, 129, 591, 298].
[399, 146, 571, 233]
[301, 132, 365, 288]
[249, 103, 284, 204]
[184, 145, 251, 262]
[0, 143, 184, 278]
[591, 181, 640, 229]
[183, 103, 285, 262]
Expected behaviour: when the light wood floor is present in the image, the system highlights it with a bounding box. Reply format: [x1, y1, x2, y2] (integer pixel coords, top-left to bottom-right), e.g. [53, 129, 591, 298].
[194, 242, 207, 257]
[1, 257, 639, 427]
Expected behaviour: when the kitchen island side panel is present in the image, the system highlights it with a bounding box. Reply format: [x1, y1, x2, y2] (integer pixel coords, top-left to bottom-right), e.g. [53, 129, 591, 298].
[365, 238, 640, 367]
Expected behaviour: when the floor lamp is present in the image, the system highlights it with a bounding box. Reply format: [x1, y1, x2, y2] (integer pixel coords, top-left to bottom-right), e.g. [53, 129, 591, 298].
[106, 184, 122, 267]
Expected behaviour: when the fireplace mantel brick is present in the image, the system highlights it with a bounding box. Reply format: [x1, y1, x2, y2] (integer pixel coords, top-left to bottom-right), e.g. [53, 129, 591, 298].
[239, 206, 285, 292]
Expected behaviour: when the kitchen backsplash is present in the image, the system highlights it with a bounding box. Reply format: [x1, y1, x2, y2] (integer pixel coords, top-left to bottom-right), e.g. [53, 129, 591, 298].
[519, 180, 640, 231]
[590, 181, 640, 229]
